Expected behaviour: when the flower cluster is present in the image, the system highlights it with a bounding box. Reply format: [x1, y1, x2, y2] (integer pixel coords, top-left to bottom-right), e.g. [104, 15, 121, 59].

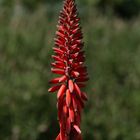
[48, 0, 88, 139]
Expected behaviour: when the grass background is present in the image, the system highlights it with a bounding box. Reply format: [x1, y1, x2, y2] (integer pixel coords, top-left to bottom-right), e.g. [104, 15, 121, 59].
[0, 0, 140, 140]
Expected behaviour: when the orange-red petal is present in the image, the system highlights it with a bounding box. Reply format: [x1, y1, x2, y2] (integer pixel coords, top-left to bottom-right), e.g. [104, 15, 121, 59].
[74, 83, 81, 97]
[66, 89, 71, 107]
[73, 125, 81, 134]
[69, 80, 74, 93]
[48, 85, 61, 92]
[69, 106, 75, 122]
[59, 75, 67, 82]
[57, 84, 66, 99]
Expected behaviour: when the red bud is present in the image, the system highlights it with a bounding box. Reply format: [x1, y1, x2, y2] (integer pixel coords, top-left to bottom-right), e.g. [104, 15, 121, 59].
[69, 80, 74, 93]
[57, 84, 66, 99]
[66, 89, 71, 107]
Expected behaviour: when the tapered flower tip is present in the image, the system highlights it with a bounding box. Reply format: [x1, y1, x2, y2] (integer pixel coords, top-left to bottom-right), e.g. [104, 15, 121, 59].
[73, 125, 81, 134]
[51, 68, 65, 75]
[59, 75, 67, 82]
[49, 77, 60, 84]
[48, 85, 61, 92]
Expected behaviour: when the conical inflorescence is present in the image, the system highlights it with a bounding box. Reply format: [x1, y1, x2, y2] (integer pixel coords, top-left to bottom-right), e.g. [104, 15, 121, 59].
[48, 0, 88, 139]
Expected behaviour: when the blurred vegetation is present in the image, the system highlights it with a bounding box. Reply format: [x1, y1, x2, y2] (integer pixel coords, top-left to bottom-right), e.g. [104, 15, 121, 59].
[0, 0, 140, 140]
[97, 0, 140, 18]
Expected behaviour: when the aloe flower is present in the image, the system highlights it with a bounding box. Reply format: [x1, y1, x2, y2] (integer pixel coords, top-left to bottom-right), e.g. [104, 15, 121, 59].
[48, 0, 88, 139]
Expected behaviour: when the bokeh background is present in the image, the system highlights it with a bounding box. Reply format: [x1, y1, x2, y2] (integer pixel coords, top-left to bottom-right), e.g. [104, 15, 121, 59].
[0, 0, 140, 140]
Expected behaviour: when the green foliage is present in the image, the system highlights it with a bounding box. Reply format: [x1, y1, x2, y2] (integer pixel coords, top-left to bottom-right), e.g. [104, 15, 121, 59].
[97, 0, 140, 18]
[82, 17, 140, 139]
[114, 0, 140, 18]
[0, 0, 14, 7]
[21, 0, 47, 11]
[1, 0, 140, 18]
[0, 1, 140, 140]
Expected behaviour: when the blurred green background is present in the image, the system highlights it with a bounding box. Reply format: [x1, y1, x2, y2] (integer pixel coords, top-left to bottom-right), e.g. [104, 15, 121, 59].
[0, 0, 140, 140]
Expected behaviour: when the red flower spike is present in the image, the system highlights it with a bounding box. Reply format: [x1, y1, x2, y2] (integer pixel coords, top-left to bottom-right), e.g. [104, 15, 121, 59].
[48, 0, 88, 139]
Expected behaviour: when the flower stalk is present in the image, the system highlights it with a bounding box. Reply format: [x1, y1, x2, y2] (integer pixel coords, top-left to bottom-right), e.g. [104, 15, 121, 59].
[48, 0, 88, 139]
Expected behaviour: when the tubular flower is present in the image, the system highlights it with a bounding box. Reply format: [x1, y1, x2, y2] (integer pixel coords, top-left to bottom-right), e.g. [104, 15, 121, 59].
[48, 0, 88, 139]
